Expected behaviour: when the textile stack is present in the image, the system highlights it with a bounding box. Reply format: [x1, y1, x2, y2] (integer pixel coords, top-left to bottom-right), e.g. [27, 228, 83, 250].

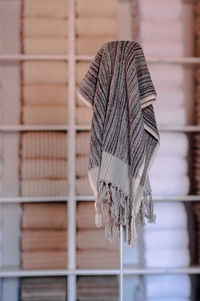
[20, 131, 68, 197]
[193, 203, 200, 265]
[76, 132, 92, 195]
[21, 203, 68, 270]
[20, 277, 67, 301]
[76, 0, 118, 55]
[76, 202, 120, 269]
[77, 276, 119, 301]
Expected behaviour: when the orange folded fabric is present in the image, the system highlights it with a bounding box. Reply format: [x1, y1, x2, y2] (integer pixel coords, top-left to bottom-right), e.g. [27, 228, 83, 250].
[22, 203, 67, 229]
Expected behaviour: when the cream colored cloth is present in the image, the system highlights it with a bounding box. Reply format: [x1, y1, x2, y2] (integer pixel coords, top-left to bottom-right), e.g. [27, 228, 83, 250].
[76, 17, 118, 36]
[76, 36, 117, 55]
[21, 230, 67, 251]
[21, 158, 68, 179]
[77, 249, 120, 269]
[22, 84, 68, 105]
[77, 229, 119, 251]
[22, 18, 68, 37]
[76, 132, 90, 155]
[22, 105, 68, 125]
[76, 62, 91, 85]
[23, 37, 68, 54]
[22, 61, 68, 84]
[77, 202, 101, 229]
[76, 0, 118, 17]
[22, 203, 68, 229]
[21, 179, 68, 196]
[76, 106, 92, 125]
[22, 251, 67, 269]
[21, 132, 68, 159]
[23, 0, 68, 18]
[76, 155, 88, 177]
[76, 177, 93, 196]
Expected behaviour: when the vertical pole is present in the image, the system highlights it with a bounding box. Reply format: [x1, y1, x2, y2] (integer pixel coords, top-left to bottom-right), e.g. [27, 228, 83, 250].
[120, 224, 123, 301]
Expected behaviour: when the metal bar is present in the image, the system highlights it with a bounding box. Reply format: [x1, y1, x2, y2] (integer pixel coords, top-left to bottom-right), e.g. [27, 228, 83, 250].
[120, 225, 124, 301]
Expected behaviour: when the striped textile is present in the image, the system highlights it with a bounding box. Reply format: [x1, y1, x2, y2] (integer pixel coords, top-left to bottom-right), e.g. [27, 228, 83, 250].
[77, 41, 160, 246]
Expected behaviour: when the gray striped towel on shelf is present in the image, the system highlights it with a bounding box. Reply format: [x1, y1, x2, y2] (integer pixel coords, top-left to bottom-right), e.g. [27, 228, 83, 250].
[77, 41, 160, 246]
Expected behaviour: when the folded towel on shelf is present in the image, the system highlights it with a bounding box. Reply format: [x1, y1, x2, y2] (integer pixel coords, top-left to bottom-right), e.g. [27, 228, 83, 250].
[77, 229, 119, 251]
[144, 248, 190, 268]
[76, 17, 118, 36]
[148, 64, 184, 87]
[76, 132, 90, 155]
[23, 37, 68, 54]
[76, 62, 91, 85]
[22, 203, 67, 229]
[154, 106, 187, 126]
[22, 18, 68, 37]
[77, 202, 99, 229]
[23, 0, 68, 18]
[22, 61, 68, 84]
[154, 86, 185, 108]
[144, 202, 188, 230]
[139, 0, 182, 21]
[21, 277, 67, 301]
[140, 20, 182, 42]
[150, 174, 190, 196]
[22, 84, 68, 105]
[76, 155, 88, 177]
[76, 0, 118, 17]
[77, 249, 120, 269]
[22, 105, 68, 125]
[157, 133, 188, 158]
[143, 229, 189, 251]
[144, 274, 191, 298]
[21, 131, 68, 160]
[21, 158, 67, 179]
[149, 156, 188, 177]
[76, 177, 93, 196]
[141, 40, 184, 57]
[76, 106, 92, 125]
[22, 251, 67, 269]
[21, 179, 68, 196]
[21, 230, 67, 251]
[76, 36, 118, 55]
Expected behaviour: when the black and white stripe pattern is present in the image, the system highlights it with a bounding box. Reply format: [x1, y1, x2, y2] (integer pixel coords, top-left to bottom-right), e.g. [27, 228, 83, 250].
[78, 41, 160, 246]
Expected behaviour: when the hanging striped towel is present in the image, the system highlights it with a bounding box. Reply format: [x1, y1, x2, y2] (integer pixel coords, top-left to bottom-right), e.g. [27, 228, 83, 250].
[77, 41, 160, 246]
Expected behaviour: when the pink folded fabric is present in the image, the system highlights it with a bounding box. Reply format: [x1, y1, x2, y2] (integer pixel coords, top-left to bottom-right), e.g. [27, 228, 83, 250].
[21, 179, 68, 196]
[22, 251, 67, 269]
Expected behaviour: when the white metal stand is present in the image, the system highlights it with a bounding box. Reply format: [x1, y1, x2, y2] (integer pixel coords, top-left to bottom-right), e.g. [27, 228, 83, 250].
[120, 225, 124, 301]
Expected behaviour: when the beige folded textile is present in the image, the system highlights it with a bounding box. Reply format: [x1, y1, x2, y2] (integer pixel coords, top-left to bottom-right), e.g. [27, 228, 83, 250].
[23, 37, 68, 54]
[23, 18, 68, 37]
[22, 61, 68, 84]
[21, 230, 67, 251]
[21, 131, 67, 159]
[76, 106, 92, 125]
[77, 202, 103, 229]
[22, 203, 67, 229]
[76, 36, 117, 55]
[22, 251, 67, 269]
[76, 0, 118, 17]
[22, 105, 68, 125]
[22, 84, 68, 105]
[76, 177, 93, 196]
[77, 229, 119, 250]
[21, 158, 67, 179]
[76, 155, 88, 177]
[21, 179, 68, 196]
[77, 249, 120, 269]
[23, 0, 68, 18]
[76, 132, 90, 155]
[76, 62, 91, 85]
[76, 17, 118, 36]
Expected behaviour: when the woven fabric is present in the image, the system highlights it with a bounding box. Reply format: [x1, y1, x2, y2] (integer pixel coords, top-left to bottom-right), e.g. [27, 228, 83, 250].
[22, 251, 67, 269]
[78, 41, 159, 246]
[21, 179, 68, 196]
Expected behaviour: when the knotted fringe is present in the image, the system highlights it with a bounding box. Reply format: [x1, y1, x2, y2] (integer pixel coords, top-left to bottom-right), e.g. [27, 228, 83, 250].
[95, 178, 156, 246]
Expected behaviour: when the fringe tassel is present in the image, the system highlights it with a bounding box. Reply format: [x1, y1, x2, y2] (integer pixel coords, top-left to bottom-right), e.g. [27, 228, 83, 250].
[95, 177, 156, 247]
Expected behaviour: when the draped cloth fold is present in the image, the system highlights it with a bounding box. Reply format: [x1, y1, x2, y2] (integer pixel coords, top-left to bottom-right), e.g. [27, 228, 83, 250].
[78, 41, 160, 246]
